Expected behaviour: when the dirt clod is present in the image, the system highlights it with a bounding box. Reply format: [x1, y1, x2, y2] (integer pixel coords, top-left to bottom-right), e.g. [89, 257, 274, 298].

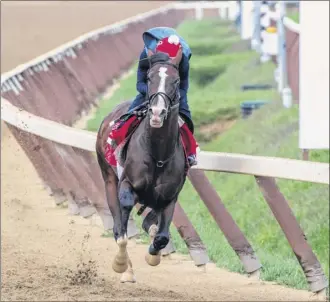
[65, 260, 98, 286]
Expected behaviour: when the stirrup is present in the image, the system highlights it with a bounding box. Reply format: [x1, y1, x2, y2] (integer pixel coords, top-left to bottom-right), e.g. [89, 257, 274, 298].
[187, 155, 197, 167]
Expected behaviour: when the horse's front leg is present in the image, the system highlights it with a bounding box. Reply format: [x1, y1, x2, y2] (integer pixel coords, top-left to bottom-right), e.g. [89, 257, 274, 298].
[145, 200, 176, 266]
[112, 179, 137, 282]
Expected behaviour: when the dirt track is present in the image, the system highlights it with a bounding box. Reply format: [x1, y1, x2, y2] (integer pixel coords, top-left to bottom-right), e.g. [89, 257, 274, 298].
[0, 2, 319, 301]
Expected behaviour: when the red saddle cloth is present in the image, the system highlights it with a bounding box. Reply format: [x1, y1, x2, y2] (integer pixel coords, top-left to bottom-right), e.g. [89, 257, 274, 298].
[105, 115, 198, 168]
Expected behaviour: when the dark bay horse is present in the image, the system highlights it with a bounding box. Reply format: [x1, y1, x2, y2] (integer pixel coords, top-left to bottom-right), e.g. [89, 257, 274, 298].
[96, 48, 187, 282]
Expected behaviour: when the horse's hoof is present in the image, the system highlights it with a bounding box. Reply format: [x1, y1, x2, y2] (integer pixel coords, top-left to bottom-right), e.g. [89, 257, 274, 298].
[112, 237, 129, 273]
[112, 251, 128, 274]
[145, 253, 161, 266]
[112, 259, 128, 274]
[120, 270, 136, 283]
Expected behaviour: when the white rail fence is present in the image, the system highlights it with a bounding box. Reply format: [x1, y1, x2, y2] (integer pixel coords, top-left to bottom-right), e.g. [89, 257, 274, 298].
[2, 98, 328, 184]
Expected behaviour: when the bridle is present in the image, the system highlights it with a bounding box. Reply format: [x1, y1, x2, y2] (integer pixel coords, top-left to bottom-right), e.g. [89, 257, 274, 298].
[146, 61, 181, 168]
[146, 61, 180, 119]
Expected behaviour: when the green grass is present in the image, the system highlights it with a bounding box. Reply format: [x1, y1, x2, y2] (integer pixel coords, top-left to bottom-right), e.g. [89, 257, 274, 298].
[287, 11, 299, 23]
[87, 19, 278, 144]
[86, 19, 329, 290]
[175, 102, 329, 290]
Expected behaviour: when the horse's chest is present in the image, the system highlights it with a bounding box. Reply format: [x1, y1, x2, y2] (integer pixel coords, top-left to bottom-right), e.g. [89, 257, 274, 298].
[126, 147, 186, 205]
[149, 174, 179, 198]
[134, 169, 183, 205]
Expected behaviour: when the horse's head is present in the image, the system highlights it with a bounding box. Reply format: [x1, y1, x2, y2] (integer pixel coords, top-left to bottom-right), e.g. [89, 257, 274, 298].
[146, 48, 182, 128]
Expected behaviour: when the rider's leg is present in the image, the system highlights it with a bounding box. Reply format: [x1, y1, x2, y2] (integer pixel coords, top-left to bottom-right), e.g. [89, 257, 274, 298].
[179, 94, 198, 167]
[179, 92, 194, 131]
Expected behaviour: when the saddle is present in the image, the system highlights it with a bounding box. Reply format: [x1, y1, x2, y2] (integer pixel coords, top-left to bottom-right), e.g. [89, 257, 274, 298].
[104, 103, 197, 174]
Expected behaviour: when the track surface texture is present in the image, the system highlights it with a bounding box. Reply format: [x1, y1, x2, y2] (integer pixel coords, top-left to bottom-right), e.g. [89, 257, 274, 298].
[0, 1, 318, 301]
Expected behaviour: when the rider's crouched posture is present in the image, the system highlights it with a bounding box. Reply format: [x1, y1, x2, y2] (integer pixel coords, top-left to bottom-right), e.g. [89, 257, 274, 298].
[128, 27, 198, 166]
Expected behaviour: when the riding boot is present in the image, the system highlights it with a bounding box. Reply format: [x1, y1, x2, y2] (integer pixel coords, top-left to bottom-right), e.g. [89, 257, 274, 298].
[178, 116, 198, 168]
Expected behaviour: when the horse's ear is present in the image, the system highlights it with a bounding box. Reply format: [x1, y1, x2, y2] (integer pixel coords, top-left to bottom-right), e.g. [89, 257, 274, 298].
[171, 46, 183, 66]
[147, 49, 154, 57]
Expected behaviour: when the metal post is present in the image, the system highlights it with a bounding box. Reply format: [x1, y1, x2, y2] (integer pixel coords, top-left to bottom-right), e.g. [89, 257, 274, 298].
[252, 1, 262, 52]
[302, 149, 309, 161]
[277, 2, 287, 93]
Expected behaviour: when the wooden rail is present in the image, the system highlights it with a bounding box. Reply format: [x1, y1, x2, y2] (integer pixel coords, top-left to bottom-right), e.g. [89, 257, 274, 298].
[2, 98, 328, 185]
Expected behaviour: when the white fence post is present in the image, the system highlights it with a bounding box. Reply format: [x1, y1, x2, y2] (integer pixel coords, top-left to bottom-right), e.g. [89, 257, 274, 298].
[195, 2, 203, 20]
[277, 2, 287, 95]
[228, 0, 239, 21]
[252, 1, 262, 52]
[241, 0, 254, 40]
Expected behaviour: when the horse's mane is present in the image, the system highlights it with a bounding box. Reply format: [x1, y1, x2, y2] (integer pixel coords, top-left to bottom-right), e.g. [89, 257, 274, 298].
[148, 52, 170, 66]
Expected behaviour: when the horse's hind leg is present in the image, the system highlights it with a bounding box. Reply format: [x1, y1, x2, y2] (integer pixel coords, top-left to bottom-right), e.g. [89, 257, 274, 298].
[96, 151, 121, 239]
[145, 200, 176, 267]
[112, 179, 137, 280]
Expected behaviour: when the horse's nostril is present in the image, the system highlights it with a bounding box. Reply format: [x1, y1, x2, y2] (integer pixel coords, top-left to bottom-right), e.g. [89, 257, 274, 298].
[161, 109, 167, 116]
[151, 107, 162, 117]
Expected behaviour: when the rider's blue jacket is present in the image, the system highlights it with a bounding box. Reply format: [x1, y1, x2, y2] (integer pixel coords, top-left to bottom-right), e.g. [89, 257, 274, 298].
[130, 27, 192, 122]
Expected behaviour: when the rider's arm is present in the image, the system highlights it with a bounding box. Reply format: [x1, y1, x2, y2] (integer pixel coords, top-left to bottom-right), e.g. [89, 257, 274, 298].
[179, 54, 189, 97]
[136, 48, 149, 96]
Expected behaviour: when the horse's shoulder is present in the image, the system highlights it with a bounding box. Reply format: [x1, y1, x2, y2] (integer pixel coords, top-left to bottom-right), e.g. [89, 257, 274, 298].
[124, 160, 152, 191]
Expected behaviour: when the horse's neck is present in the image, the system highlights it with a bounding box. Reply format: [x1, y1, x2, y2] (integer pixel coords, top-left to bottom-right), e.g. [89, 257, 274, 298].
[144, 113, 179, 161]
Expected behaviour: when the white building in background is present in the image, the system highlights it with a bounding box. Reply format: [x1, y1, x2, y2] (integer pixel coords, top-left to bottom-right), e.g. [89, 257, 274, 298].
[299, 1, 329, 150]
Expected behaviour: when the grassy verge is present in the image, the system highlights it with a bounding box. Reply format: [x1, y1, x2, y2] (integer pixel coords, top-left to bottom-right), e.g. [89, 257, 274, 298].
[87, 19, 329, 290]
[287, 10, 299, 23]
[177, 101, 329, 290]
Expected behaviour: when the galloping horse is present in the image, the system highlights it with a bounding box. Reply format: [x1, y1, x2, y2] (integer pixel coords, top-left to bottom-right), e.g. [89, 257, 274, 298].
[96, 48, 187, 282]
